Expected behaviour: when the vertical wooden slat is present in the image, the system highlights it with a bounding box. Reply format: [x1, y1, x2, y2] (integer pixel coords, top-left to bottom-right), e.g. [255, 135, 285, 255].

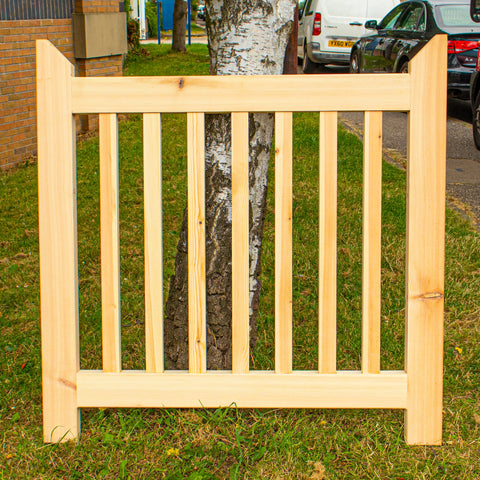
[144, 113, 164, 373]
[362, 111, 383, 374]
[187, 112, 207, 374]
[275, 112, 293, 374]
[405, 35, 447, 445]
[37, 40, 80, 442]
[318, 111, 338, 374]
[232, 112, 250, 374]
[100, 113, 122, 373]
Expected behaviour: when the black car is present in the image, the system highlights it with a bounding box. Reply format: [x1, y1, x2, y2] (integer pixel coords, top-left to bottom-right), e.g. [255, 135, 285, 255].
[470, 56, 480, 148]
[350, 0, 480, 100]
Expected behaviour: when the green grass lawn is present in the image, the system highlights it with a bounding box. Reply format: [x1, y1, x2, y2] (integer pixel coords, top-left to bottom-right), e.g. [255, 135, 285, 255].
[1, 43, 480, 479]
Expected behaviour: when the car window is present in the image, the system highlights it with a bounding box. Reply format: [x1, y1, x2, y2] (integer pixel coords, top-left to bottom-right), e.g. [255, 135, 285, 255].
[417, 11, 426, 31]
[379, 4, 406, 29]
[397, 4, 425, 31]
[435, 5, 479, 27]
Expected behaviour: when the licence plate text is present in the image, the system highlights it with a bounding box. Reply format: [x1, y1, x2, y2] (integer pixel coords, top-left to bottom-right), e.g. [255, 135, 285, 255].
[328, 40, 354, 48]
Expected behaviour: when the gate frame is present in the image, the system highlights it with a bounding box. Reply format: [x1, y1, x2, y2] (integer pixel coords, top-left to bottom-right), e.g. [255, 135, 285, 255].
[37, 36, 446, 445]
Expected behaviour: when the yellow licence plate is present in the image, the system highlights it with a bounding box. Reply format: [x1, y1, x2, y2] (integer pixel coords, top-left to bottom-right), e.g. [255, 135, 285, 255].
[328, 40, 354, 48]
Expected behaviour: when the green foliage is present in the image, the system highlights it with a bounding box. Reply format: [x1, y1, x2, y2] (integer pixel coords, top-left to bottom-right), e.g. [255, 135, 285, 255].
[1, 44, 479, 479]
[127, 18, 141, 51]
[145, 0, 158, 38]
[124, 0, 132, 21]
[191, 0, 199, 17]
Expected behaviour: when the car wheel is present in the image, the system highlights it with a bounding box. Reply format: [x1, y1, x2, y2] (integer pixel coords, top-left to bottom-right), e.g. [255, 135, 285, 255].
[302, 45, 316, 74]
[399, 61, 409, 74]
[350, 50, 360, 73]
[473, 91, 480, 150]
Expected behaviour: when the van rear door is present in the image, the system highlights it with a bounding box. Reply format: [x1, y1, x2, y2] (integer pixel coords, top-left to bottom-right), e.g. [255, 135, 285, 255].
[321, 0, 368, 54]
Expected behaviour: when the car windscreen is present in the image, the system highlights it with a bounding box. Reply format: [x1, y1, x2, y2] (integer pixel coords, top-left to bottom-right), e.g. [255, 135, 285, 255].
[434, 5, 480, 33]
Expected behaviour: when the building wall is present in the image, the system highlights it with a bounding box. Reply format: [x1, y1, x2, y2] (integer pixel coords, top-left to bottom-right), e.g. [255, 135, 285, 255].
[0, 0, 74, 21]
[75, 0, 120, 13]
[0, 19, 74, 169]
[0, 1, 125, 170]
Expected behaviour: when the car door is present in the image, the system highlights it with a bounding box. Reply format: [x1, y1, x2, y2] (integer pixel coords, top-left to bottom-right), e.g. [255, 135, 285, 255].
[360, 3, 406, 71]
[373, 3, 411, 71]
[384, 2, 426, 71]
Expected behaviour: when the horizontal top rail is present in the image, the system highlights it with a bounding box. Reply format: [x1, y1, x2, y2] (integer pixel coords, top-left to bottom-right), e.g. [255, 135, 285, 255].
[71, 74, 412, 113]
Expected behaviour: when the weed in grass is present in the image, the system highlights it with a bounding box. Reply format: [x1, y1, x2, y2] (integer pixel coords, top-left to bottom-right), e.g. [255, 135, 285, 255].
[1, 44, 480, 479]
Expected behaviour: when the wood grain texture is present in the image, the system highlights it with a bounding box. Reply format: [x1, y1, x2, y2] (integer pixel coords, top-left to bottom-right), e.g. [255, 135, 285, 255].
[99, 113, 122, 373]
[187, 113, 206, 374]
[275, 112, 293, 374]
[71, 74, 411, 113]
[404, 35, 447, 445]
[37, 39, 80, 443]
[231, 113, 250, 374]
[362, 111, 383, 374]
[144, 114, 164, 373]
[318, 112, 338, 374]
[77, 370, 407, 409]
[38, 39, 446, 446]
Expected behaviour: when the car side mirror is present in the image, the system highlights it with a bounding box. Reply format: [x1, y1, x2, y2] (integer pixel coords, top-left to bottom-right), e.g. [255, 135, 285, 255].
[365, 20, 378, 30]
[471, 0, 480, 22]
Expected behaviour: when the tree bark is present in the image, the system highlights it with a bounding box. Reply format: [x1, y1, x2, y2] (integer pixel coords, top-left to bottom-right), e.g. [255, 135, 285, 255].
[164, 0, 296, 370]
[171, 0, 187, 52]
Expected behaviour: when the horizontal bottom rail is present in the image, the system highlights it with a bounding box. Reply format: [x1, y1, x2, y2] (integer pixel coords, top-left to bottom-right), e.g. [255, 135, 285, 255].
[77, 370, 407, 409]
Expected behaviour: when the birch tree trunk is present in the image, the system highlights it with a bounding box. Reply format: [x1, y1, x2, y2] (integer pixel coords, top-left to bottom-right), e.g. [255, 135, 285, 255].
[172, 0, 187, 52]
[164, 0, 296, 369]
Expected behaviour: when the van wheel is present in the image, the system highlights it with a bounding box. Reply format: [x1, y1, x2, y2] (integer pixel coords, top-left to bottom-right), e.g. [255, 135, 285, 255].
[473, 91, 480, 150]
[302, 46, 316, 74]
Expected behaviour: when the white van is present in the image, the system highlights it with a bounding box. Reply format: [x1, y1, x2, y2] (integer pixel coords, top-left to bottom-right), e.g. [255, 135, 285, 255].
[298, 0, 401, 72]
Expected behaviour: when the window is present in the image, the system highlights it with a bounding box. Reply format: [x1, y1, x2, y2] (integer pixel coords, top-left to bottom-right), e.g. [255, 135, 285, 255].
[302, 0, 314, 17]
[397, 4, 425, 31]
[435, 5, 479, 27]
[379, 5, 406, 29]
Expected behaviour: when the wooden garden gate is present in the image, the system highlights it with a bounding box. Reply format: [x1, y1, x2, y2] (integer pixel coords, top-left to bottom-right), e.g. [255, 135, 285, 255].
[37, 37, 447, 445]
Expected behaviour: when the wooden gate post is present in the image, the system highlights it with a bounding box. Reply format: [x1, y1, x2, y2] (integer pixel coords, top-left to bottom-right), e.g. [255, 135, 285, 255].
[37, 40, 80, 442]
[405, 35, 447, 445]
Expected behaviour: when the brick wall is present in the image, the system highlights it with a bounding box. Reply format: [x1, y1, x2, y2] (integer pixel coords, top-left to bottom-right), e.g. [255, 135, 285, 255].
[0, 19, 74, 169]
[0, 0, 125, 170]
[75, 0, 121, 13]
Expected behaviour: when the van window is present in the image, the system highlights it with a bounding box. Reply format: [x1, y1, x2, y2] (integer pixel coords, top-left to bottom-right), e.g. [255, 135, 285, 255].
[379, 4, 405, 29]
[303, 0, 314, 16]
